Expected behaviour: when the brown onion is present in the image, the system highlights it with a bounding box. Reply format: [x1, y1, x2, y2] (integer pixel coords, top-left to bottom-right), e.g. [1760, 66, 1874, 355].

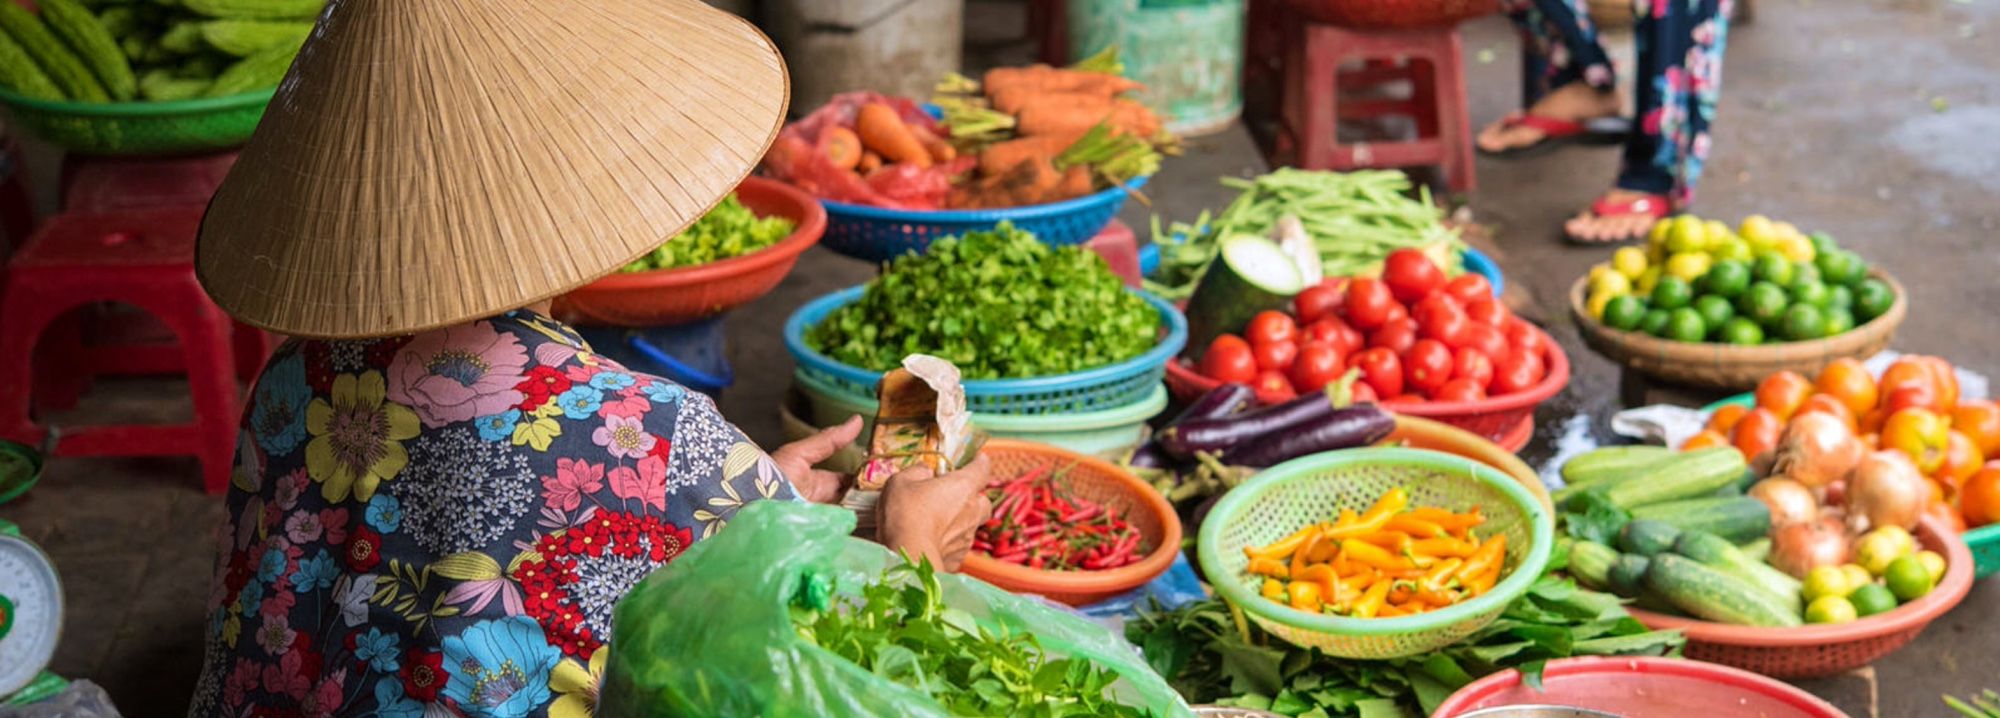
[1771, 516, 1852, 578]
[1846, 450, 1927, 533]
[1771, 412, 1863, 488]
[1748, 478, 1819, 527]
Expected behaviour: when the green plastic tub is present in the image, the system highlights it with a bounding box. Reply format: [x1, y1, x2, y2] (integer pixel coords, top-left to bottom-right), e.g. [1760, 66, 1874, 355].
[791, 368, 1167, 463]
[0, 88, 273, 156]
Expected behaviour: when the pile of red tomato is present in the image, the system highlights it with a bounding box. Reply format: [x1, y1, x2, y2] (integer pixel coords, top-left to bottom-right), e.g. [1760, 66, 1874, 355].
[1193, 249, 1553, 405]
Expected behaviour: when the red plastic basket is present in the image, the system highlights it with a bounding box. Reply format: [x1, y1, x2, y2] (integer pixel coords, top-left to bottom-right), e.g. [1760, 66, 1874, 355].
[551, 177, 828, 327]
[1286, 0, 1501, 29]
[1431, 656, 1846, 717]
[1163, 325, 1569, 453]
[1623, 515, 1974, 679]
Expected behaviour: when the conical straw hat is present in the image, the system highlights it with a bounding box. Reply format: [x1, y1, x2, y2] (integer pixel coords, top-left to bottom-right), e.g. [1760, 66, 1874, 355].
[197, 0, 789, 339]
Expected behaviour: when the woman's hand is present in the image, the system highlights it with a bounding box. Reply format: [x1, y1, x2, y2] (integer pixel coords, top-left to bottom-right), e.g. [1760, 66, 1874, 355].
[770, 416, 864, 504]
[877, 454, 992, 572]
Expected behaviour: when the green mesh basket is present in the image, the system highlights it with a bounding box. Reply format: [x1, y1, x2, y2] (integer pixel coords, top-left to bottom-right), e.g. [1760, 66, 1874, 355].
[1196, 447, 1555, 659]
[0, 87, 273, 156]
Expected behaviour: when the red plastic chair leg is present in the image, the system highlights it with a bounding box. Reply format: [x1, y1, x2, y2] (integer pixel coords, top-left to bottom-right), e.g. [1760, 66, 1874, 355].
[158, 300, 240, 495]
[0, 286, 72, 446]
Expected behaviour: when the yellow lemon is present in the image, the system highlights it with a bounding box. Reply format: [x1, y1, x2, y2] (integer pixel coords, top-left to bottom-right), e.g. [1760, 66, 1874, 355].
[1664, 252, 1712, 282]
[1590, 268, 1633, 298]
[1587, 291, 1616, 320]
[1612, 246, 1650, 279]
[1714, 238, 1755, 263]
[1777, 233, 1817, 263]
[1666, 215, 1707, 254]
[1867, 526, 1917, 557]
[1703, 219, 1734, 249]
[1803, 565, 1853, 601]
[1648, 218, 1674, 247]
[1739, 215, 1776, 246]
[1637, 265, 1663, 294]
[1840, 564, 1873, 591]
[1918, 550, 1948, 583]
[1775, 220, 1803, 240]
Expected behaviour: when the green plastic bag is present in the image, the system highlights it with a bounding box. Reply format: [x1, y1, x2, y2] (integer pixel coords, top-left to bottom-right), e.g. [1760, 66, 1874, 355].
[598, 500, 1195, 717]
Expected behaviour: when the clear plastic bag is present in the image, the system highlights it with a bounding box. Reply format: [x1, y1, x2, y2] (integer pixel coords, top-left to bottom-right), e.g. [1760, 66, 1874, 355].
[598, 500, 1194, 718]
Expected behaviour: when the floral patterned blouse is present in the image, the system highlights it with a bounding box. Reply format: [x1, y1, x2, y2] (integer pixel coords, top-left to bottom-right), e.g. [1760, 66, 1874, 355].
[188, 311, 800, 718]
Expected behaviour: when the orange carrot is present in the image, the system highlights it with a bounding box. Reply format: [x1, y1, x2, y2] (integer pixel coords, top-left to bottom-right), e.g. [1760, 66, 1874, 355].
[1056, 165, 1093, 200]
[908, 124, 958, 163]
[817, 126, 862, 170]
[856, 103, 931, 168]
[856, 151, 883, 173]
[983, 65, 1141, 102]
[976, 133, 1080, 177]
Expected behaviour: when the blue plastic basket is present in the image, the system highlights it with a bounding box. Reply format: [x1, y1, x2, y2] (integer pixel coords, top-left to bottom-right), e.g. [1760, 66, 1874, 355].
[784, 285, 1187, 414]
[817, 176, 1149, 263]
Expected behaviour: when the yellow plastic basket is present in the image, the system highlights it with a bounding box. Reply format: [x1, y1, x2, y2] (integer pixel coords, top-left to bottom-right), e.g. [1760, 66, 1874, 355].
[1196, 447, 1554, 659]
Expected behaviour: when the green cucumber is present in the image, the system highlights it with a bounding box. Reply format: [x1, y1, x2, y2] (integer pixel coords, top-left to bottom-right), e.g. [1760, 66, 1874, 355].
[1570, 540, 1619, 590]
[1182, 232, 1303, 358]
[1645, 553, 1802, 627]
[1604, 447, 1748, 510]
[1607, 553, 1651, 598]
[1628, 496, 1772, 544]
[1559, 445, 1676, 489]
[1617, 520, 1682, 557]
[1740, 537, 1772, 563]
[1672, 529, 1802, 608]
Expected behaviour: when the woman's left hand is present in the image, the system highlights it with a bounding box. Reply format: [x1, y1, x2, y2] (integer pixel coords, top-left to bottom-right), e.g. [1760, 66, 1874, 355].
[771, 415, 864, 504]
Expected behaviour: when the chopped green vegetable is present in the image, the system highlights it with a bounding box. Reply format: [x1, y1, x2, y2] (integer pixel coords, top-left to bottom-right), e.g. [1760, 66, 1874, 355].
[807, 222, 1160, 379]
[791, 554, 1151, 717]
[618, 193, 795, 272]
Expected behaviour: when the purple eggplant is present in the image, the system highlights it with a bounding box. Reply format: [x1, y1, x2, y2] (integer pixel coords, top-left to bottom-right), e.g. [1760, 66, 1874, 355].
[1168, 383, 1255, 427]
[1126, 440, 1172, 470]
[1158, 389, 1338, 458]
[1220, 403, 1395, 468]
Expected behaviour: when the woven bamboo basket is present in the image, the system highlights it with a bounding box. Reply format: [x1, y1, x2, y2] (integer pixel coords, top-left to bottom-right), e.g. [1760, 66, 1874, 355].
[1569, 269, 1907, 391]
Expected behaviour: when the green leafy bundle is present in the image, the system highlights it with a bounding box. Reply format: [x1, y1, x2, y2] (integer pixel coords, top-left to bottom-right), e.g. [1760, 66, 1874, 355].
[807, 222, 1160, 379]
[1127, 553, 1684, 718]
[790, 556, 1151, 717]
[620, 193, 796, 272]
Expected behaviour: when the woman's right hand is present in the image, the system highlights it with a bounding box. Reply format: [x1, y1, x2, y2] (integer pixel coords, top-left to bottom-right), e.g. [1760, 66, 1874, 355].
[876, 454, 992, 572]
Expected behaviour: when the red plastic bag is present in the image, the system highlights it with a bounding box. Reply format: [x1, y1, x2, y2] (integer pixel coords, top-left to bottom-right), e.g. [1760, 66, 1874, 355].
[762, 92, 961, 210]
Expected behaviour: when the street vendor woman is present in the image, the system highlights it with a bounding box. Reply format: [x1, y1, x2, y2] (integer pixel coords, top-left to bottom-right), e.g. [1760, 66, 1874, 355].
[184, 1, 991, 716]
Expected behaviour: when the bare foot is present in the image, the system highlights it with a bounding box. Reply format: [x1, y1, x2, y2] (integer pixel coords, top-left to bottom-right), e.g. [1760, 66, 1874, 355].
[1564, 190, 1668, 243]
[1477, 82, 1624, 153]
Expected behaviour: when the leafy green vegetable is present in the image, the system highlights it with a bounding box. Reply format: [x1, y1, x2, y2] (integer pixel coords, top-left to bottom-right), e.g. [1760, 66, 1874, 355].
[790, 555, 1150, 717]
[1558, 492, 1632, 546]
[807, 222, 1160, 378]
[620, 193, 795, 272]
[1128, 571, 1683, 718]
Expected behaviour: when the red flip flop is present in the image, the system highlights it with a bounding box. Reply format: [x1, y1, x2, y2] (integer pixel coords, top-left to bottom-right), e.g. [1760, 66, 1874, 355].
[1565, 193, 1672, 244]
[1479, 113, 1629, 158]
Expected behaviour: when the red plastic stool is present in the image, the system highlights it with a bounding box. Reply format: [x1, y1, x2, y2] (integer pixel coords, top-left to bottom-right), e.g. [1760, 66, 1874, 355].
[1278, 21, 1475, 192]
[0, 206, 246, 494]
[1084, 219, 1141, 288]
[0, 136, 35, 258]
[61, 151, 237, 212]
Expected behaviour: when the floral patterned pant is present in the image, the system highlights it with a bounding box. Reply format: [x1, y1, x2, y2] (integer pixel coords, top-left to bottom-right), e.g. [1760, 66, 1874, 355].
[1505, 0, 1732, 204]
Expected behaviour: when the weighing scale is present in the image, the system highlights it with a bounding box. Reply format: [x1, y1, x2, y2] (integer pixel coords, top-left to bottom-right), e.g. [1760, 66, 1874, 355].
[0, 520, 63, 705]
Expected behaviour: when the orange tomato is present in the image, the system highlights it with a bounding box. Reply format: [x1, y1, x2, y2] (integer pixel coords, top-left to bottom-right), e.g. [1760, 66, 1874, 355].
[1919, 355, 1960, 412]
[1939, 430, 1985, 489]
[1682, 429, 1730, 452]
[1960, 461, 2000, 529]
[1925, 498, 1968, 534]
[1706, 404, 1750, 435]
[1733, 408, 1785, 462]
[1814, 358, 1878, 416]
[1754, 371, 1815, 420]
[1882, 408, 1950, 475]
[1951, 400, 2000, 456]
[1879, 358, 1941, 413]
[1861, 432, 1881, 450]
[1859, 408, 1887, 436]
[1795, 393, 1857, 431]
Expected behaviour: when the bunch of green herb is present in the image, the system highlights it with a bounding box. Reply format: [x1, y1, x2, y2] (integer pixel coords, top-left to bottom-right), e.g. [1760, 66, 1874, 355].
[807, 222, 1160, 378]
[789, 555, 1152, 717]
[620, 193, 795, 272]
[1127, 549, 1683, 718]
[1147, 170, 1463, 301]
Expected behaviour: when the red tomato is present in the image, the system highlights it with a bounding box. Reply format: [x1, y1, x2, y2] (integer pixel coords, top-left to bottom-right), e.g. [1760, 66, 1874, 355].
[1349, 381, 1380, 404]
[1402, 339, 1454, 395]
[1245, 311, 1299, 348]
[1198, 335, 1257, 384]
[1454, 323, 1512, 364]
[1345, 278, 1397, 330]
[1289, 342, 1346, 393]
[1884, 382, 1939, 414]
[1351, 347, 1404, 398]
[1384, 394, 1424, 405]
[1369, 318, 1419, 355]
[1444, 274, 1493, 305]
[1382, 248, 1446, 304]
[1465, 298, 1509, 328]
[1452, 348, 1494, 388]
[1505, 318, 1550, 357]
[1253, 370, 1297, 404]
[1434, 378, 1486, 403]
[1491, 350, 1546, 395]
[1293, 285, 1343, 325]
[1414, 294, 1468, 346]
[1252, 340, 1298, 372]
[1381, 301, 1410, 326]
[1306, 318, 1364, 356]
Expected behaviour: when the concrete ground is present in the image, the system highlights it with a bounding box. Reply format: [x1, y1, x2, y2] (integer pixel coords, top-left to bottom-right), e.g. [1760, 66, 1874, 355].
[2, 0, 1996, 715]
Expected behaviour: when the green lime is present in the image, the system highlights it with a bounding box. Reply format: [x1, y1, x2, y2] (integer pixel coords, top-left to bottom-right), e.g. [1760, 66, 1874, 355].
[1693, 294, 1736, 330]
[1884, 555, 1935, 601]
[1719, 317, 1765, 345]
[1701, 260, 1752, 298]
[1603, 295, 1649, 331]
[1790, 279, 1831, 308]
[1790, 261, 1822, 288]
[1824, 307, 1856, 336]
[1809, 231, 1841, 256]
[1827, 284, 1854, 311]
[1805, 595, 1859, 624]
[1665, 307, 1708, 343]
[1651, 276, 1695, 311]
[1639, 309, 1672, 337]
[1781, 304, 1828, 341]
[1817, 249, 1865, 286]
[1714, 239, 1755, 264]
[1753, 252, 1796, 286]
[1855, 278, 1895, 320]
[1738, 281, 1790, 325]
[1849, 583, 1898, 617]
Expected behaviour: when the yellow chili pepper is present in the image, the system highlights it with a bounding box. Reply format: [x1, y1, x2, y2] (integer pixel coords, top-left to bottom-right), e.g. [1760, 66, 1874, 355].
[1464, 565, 1499, 596]
[1288, 579, 1323, 613]
[1325, 487, 1409, 541]
[1415, 588, 1457, 607]
[1410, 506, 1483, 533]
[1352, 578, 1392, 618]
[1247, 557, 1290, 578]
[1386, 580, 1416, 606]
[1245, 524, 1320, 561]
[1355, 530, 1413, 551]
[1456, 534, 1507, 585]
[1341, 538, 1416, 572]
[1290, 532, 1324, 578]
[1386, 514, 1446, 538]
[1412, 536, 1477, 558]
[1295, 563, 1338, 604]
[1419, 557, 1463, 593]
[1378, 604, 1409, 618]
[1261, 578, 1286, 600]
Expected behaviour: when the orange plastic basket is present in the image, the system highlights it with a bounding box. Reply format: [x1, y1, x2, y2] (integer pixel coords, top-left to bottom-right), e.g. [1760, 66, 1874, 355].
[551, 177, 828, 327]
[1624, 515, 1975, 679]
[1383, 414, 1550, 513]
[959, 440, 1183, 607]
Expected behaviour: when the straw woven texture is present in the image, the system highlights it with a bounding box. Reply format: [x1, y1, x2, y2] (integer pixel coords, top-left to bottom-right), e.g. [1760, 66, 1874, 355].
[196, 0, 790, 339]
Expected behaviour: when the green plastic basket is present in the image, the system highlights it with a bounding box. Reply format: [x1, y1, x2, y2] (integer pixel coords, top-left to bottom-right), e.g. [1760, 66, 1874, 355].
[1196, 447, 1555, 659]
[0, 87, 274, 156]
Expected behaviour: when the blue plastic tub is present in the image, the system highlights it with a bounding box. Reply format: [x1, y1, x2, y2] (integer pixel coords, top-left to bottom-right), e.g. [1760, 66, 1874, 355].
[818, 176, 1149, 263]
